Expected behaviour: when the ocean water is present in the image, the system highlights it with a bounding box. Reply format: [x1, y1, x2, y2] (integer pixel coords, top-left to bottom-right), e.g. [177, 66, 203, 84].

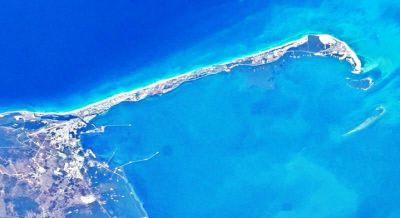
[0, 0, 271, 111]
[82, 54, 400, 217]
[3, 0, 400, 217]
[1, 0, 400, 112]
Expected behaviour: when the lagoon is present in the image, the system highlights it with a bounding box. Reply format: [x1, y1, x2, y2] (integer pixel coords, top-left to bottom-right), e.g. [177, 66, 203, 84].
[80, 55, 399, 217]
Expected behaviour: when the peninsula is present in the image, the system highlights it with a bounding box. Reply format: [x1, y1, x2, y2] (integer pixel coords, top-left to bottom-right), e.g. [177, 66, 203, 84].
[0, 34, 367, 217]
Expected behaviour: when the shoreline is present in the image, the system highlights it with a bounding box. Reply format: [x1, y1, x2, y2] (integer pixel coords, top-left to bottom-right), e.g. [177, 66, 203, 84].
[0, 34, 363, 118]
[0, 33, 365, 217]
[0, 32, 312, 115]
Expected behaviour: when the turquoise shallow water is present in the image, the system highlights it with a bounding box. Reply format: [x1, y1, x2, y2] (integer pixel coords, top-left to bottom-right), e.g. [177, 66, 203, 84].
[82, 54, 400, 217]
[80, 0, 400, 115]
[4, 0, 400, 217]
[2, 0, 400, 113]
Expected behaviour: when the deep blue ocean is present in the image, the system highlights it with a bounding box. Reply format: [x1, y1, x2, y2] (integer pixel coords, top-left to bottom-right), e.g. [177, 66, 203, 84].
[3, 0, 400, 217]
[0, 0, 274, 111]
[2, 0, 399, 112]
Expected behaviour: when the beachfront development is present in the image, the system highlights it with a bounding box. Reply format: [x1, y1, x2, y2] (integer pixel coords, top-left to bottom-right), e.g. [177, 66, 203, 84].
[0, 34, 368, 217]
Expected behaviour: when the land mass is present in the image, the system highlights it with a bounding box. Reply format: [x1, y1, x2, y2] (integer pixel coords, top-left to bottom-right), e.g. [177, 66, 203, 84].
[0, 34, 367, 217]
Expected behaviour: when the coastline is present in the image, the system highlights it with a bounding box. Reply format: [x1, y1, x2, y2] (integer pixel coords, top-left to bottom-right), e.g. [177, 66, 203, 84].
[0, 34, 363, 119]
[0, 33, 366, 217]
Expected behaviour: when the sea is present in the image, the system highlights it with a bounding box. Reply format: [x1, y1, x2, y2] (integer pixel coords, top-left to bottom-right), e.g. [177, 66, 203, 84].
[3, 0, 400, 217]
